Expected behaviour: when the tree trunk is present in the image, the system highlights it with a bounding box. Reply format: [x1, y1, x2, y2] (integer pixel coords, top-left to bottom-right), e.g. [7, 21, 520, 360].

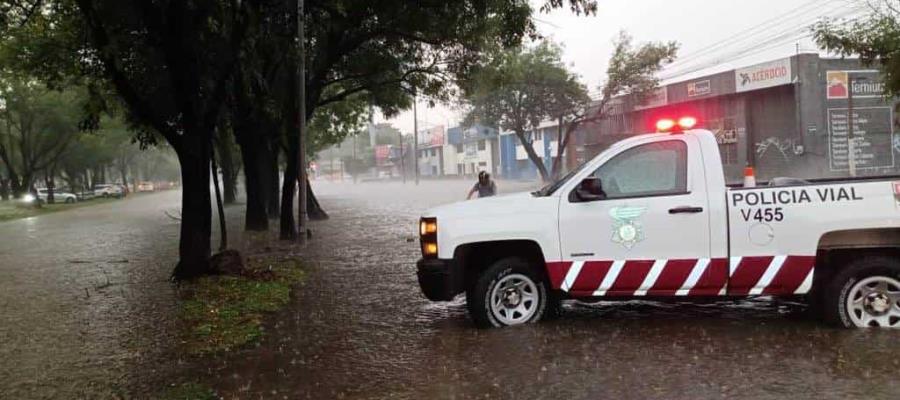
[551, 118, 580, 180]
[119, 165, 129, 195]
[171, 135, 213, 280]
[211, 148, 227, 251]
[279, 146, 298, 239]
[515, 130, 550, 182]
[280, 61, 299, 240]
[215, 130, 238, 204]
[305, 179, 328, 220]
[45, 170, 55, 204]
[266, 140, 280, 219]
[236, 134, 269, 231]
[0, 178, 9, 201]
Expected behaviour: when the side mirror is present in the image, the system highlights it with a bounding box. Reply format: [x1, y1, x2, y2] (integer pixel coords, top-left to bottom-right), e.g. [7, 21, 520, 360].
[570, 177, 606, 202]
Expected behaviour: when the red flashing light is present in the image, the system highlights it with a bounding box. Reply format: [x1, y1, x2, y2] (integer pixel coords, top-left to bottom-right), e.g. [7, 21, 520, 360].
[656, 119, 676, 132]
[678, 116, 697, 129]
[656, 116, 698, 132]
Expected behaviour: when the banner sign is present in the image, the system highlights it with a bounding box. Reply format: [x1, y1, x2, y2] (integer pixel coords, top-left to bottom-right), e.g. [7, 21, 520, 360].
[735, 58, 792, 92]
[687, 80, 711, 97]
[826, 70, 884, 99]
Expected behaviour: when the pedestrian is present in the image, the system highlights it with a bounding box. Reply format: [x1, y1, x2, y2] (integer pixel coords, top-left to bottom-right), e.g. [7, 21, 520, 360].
[467, 171, 497, 199]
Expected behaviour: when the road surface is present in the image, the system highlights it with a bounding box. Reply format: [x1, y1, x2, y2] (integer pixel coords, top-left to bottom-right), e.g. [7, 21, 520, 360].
[202, 180, 900, 400]
[1, 181, 898, 399]
[0, 191, 185, 398]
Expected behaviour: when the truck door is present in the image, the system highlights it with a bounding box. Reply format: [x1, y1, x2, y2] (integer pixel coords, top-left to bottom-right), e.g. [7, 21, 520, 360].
[557, 136, 726, 297]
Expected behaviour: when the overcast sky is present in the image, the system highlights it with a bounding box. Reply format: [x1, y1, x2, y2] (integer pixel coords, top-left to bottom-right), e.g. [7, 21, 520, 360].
[375, 0, 866, 134]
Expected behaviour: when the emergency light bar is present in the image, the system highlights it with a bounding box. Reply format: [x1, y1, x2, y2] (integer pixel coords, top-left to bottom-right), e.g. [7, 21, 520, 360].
[656, 116, 698, 132]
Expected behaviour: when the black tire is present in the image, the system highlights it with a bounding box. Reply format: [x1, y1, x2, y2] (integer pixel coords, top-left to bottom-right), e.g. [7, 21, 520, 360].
[65, 197, 75, 204]
[822, 255, 900, 328]
[466, 257, 559, 328]
[102, 193, 109, 198]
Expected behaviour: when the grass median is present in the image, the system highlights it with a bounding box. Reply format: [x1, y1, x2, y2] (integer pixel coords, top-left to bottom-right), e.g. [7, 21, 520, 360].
[177, 257, 306, 355]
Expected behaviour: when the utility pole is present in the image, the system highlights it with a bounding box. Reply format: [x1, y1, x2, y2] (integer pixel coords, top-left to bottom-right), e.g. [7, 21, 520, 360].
[399, 130, 406, 183]
[413, 88, 419, 185]
[847, 75, 856, 177]
[297, 0, 308, 240]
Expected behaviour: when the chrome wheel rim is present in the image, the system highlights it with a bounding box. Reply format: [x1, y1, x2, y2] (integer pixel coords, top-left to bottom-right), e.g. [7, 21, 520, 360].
[846, 276, 900, 328]
[490, 273, 539, 325]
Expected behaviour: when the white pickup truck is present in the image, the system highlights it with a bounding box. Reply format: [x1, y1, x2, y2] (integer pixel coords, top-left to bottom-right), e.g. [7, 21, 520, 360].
[416, 127, 900, 329]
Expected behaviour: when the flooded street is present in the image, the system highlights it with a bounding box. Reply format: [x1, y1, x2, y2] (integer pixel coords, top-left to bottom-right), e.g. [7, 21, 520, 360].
[0, 180, 896, 399]
[202, 180, 900, 400]
[0, 191, 186, 398]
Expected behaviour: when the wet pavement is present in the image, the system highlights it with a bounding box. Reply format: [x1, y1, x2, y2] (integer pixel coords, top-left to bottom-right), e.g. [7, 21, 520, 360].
[200, 180, 900, 400]
[0, 180, 897, 399]
[0, 191, 187, 398]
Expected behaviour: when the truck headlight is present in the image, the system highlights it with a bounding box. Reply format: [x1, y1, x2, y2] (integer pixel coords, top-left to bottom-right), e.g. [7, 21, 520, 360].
[419, 217, 438, 258]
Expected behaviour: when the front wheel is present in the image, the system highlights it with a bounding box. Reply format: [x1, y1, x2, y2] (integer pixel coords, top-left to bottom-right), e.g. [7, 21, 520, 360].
[466, 257, 558, 328]
[824, 256, 900, 328]
[65, 197, 75, 204]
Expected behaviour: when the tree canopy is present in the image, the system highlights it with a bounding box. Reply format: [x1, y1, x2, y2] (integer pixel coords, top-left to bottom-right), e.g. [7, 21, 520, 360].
[814, 1, 900, 98]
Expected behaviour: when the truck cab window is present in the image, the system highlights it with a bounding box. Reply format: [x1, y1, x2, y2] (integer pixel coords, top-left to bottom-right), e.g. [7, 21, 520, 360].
[591, 140, 688, 199]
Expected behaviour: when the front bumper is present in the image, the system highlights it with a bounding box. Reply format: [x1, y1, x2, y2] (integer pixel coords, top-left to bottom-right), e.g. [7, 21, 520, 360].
[416, 258, 463, 301]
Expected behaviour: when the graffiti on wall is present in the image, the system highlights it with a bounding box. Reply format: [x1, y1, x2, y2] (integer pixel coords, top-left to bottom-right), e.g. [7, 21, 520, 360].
[755, 137, 802, 161]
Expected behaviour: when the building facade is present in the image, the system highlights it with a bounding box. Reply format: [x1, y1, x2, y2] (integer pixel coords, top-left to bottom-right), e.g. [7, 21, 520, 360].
[566, 54, 898, 184]
[499, 121, 563, 180]
[447, 124, 500, 177]
[416, 126, 446, 177]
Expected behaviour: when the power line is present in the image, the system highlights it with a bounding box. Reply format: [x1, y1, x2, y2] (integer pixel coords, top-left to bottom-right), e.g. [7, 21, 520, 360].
[661, 1, 864, 76]
[659, 3, 869, 80]
[663, 0, 836, 70]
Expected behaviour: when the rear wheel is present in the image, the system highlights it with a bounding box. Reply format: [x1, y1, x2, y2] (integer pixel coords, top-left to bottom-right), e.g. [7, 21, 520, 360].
[65, 197, 75, 204]
[466, 257, 558, 328]
[824, 256, 900, 328]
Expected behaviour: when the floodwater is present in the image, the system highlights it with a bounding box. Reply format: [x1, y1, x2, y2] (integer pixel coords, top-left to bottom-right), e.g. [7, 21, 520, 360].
[200, 180, 900, 400]
[0, 191, 186, 398]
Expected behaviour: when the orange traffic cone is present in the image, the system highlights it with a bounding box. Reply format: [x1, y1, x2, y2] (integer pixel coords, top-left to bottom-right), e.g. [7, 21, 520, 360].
[743, 166, 757, 188]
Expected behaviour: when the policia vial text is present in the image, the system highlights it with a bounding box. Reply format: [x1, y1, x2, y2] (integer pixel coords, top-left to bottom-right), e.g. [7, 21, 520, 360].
[731, 186, 863, 222]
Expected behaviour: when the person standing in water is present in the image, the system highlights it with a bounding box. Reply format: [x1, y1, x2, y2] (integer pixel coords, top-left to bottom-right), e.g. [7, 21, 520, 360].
[467, 171, 497, 199]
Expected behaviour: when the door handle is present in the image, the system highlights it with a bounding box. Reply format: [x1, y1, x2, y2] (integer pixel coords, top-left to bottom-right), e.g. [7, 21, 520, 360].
[669, 206, 704, 214]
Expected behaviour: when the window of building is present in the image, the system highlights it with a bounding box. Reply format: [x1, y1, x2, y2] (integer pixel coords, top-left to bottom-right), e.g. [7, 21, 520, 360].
[477, 140, 486, 151]
[456, 144, 463, 153]
[590, 140, 687, 199]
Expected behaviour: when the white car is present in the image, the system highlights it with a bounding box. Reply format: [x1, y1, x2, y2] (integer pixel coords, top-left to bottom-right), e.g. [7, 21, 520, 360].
[93, 184, 124, 198]
[137, 182, 155, 192]
[33, 189, 78, 204]
[417, 119, 900, 329]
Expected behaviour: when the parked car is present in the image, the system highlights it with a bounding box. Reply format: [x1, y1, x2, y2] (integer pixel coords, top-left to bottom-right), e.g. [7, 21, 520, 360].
[33, 188, 78, 204]
[67, 188, 96, 201]
[93, 184, 124, 198]
[137, 182, 155, 192]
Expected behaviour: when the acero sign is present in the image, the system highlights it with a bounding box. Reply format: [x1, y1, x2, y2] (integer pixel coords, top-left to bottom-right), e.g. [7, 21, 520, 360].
[735, 58, 792, 93]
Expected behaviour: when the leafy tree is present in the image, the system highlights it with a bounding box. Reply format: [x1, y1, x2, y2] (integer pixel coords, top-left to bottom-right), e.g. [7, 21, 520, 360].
[0, 0, 599, 277]
[462, 41, 589, 181]
[813, 1, 900, 97]
[68, 0, 253, 279]
[0, 76, 85, 198]
[551, 32, 677, 178]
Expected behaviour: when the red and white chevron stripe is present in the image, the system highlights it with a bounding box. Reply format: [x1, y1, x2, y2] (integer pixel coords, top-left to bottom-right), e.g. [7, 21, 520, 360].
[546, 255, 814, 297]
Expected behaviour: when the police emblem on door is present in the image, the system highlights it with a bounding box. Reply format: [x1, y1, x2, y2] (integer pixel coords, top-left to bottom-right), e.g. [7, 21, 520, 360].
[610, 206, 646, 249]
